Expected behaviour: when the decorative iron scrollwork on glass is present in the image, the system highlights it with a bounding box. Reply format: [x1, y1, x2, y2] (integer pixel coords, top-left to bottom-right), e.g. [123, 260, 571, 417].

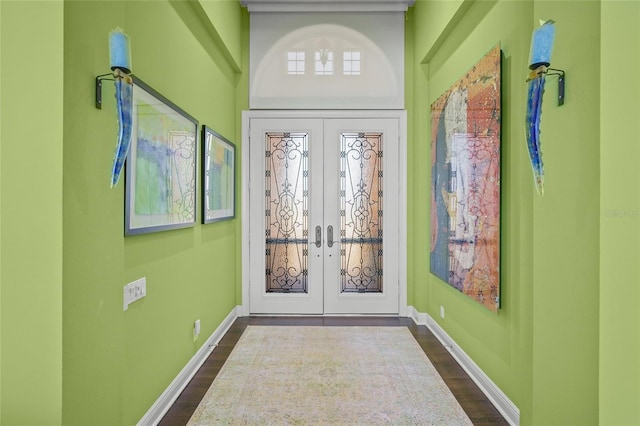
[265, 132, 309, 293]
[340, 132, 383, 293]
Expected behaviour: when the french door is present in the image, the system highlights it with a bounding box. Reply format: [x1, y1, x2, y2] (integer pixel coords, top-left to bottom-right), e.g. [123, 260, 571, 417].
[248, 115, 402, 314]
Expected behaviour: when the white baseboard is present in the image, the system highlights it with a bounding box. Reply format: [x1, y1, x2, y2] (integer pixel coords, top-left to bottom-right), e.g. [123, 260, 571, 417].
[407, 306, 520, 426]
[137, 305, 242, 426]
[408, 305, 428, 325]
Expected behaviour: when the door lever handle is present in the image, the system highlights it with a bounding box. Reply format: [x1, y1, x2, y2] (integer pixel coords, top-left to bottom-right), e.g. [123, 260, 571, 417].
[315, 225, 322, 248]
[327, 225, 334, 248]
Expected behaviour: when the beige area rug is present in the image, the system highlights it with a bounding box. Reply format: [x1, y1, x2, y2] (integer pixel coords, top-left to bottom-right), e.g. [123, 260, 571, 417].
[188, 326, 473, 425]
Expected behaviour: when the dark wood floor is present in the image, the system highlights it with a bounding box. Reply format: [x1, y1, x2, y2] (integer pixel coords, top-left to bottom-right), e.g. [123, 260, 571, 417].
[159, 316, 509, 425]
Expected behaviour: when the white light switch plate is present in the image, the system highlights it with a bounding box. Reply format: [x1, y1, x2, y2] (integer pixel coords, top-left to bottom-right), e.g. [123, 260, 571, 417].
[194, 319, 201, 337]
[124, 277, 146, 311]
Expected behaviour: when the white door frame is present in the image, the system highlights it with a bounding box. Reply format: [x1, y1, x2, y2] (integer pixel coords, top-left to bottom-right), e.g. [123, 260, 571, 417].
[241, 110, 408, 316]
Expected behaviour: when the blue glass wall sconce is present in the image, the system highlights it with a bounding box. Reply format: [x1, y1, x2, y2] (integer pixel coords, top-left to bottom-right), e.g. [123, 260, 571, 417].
[525, 20, 565, 195]
[95, 28, 134, 188]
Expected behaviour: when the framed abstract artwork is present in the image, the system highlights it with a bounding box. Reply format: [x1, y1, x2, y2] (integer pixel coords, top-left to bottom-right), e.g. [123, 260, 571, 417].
[201, 126, 236, 223]
[125, 76, 198, 235]
[430, 44, 501, 312]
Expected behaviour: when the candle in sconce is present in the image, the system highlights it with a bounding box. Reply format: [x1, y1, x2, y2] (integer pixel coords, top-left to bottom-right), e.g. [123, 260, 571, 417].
[529, 20, 555, 70]
[109, 28, 132, 74]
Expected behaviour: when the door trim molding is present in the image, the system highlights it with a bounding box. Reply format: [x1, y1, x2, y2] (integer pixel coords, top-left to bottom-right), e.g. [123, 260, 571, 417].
[241, 110, 407, 316]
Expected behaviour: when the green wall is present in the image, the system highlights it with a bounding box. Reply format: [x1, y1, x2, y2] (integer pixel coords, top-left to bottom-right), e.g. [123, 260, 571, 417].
[409, 0, 605, 424]
[529, 2, 600, 424]
[199, 0, 243, 71]
[235, 6, 250, 305]
[599, 2, 640, 425]
[404, 0, 415, 308]
[0, 1, 244, 423]
[411, 0, 534, 416]
[62, 0, 242, 423]
[0, 2, 3, 419]
[0, 1, 64, 425]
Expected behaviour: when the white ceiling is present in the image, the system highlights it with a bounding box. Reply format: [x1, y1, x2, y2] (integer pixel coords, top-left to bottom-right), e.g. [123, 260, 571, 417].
[239, 0, 415, 13]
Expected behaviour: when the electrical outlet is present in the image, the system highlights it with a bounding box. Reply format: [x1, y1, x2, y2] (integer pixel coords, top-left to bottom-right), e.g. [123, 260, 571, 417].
[124, 277, 146, 311]
[440, 305, 445, 319]
[194, 319, 201, 338]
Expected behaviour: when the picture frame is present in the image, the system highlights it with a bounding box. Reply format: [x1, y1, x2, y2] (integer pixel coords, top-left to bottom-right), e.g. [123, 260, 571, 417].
[125, 76, 198, 235]
[201, 125, 236, 223]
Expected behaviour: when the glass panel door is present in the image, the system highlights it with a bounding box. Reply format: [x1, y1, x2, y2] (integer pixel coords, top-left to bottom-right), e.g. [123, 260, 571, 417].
[340, 132, 384, 293]
[323, 119, 399, 314]
[264, 132, 309, 294]
[249, 117, 399, 314]
[250, 119, 324, 314]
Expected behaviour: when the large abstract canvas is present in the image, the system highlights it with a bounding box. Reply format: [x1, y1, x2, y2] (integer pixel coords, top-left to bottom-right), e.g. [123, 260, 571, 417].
[430, 44, 501, 312]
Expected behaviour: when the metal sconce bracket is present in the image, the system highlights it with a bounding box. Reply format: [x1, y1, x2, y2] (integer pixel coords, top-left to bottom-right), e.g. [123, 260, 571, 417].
[546, 67, 566, 106]
[95, 73, 116, 109]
